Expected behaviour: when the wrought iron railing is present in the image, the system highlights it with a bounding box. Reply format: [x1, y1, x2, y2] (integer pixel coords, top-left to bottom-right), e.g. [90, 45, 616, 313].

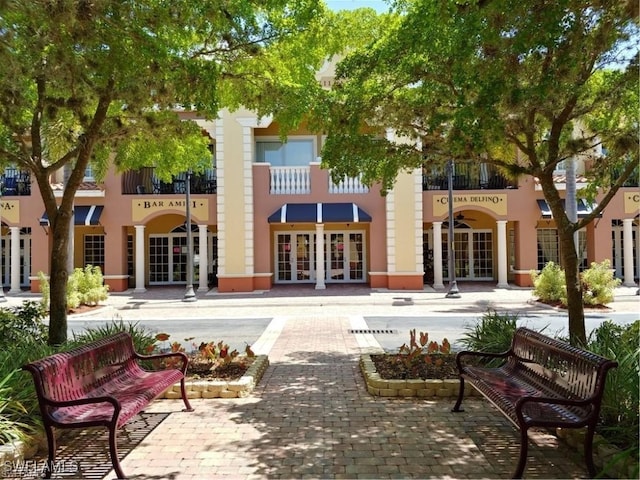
[1, 170, 31, 196]
[422, 163, 515, 191]
[122, 168, 217, 195]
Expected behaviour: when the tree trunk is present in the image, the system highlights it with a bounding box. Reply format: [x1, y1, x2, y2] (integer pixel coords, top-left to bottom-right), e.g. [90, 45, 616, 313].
[47, 212, 71, 346]
[559, 225, 587, 346]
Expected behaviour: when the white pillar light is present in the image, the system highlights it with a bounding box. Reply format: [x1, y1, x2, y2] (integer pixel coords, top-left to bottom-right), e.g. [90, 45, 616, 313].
[496, 220, 509, 288]
[134, 225, 146, 293]
[315, 223, 326, 290]
[10, 226, 20, 293]
[622, 218, 635, 286]
[432, 222, 444, 289]
[198, 224, 208, 292]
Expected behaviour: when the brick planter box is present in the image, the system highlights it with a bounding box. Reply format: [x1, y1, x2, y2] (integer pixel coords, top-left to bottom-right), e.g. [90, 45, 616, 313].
[359, 354, 477, 398]
[162, 354, 269, 399]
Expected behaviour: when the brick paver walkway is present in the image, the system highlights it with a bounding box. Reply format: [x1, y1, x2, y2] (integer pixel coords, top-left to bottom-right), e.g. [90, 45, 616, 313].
[86, 315, 587, 479]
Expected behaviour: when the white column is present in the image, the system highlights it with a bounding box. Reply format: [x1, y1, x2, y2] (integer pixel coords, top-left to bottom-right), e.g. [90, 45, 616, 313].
[9, 226, 20, 293]
[134, 225, 146, 293]
[432, 222, 444, 289]
[496, 220, 509, 288]
[622, 218, 635, 286]
[198, 224, 208, 292]
[315, 223, 326, 290]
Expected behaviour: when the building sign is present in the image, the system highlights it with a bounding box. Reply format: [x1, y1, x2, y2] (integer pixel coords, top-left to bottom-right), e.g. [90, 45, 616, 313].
[0, 200, 19, 224]
[432, 194, 507, 217]
[132, 198, 209, 223]
[624, 192, 640, 214]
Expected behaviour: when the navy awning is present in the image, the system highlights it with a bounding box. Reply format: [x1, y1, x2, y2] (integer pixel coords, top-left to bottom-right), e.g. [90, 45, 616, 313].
[39, 205, 104, 226]
[268, 203, 372, 223]
[537, 199, 599, 219]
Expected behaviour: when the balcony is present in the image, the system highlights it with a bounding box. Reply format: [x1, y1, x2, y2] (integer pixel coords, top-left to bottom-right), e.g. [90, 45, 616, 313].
[268, 166, 369, 195]
[122, 168, 217, 195]
[422, 163, 515, 191]
[1, 170, 31, 196]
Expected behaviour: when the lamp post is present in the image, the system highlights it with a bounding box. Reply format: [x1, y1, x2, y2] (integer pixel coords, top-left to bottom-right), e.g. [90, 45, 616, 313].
[0, 183, 5, 302]
[446, 159, 460, 298]
[183, 170, 196, 302]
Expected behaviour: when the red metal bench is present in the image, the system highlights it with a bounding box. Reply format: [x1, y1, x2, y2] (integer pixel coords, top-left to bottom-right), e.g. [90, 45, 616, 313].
[452, 327, 617, 479]
[23, 331, 194, 479]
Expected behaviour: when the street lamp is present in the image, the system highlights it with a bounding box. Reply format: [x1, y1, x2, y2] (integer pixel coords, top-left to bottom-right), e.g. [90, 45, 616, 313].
[0, 183, 6, 302]
[445, 159, 460, 298]
[183, 169, 196, 302]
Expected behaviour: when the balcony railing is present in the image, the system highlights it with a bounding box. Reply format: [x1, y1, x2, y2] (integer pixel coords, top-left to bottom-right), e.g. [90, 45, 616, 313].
[329, 173, 369, 194]
[270, 166, 311, 194]
[1, 170, 31, 196]
[422, 163, 515, 191]
[122, 168, 217, 195]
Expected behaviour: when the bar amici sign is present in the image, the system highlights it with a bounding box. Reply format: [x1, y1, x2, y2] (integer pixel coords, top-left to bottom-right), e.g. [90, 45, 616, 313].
[432, 193, 507, 217]
[0, 200, 19, 224]
[132, 198, 209, 223]
[624, 192, 640, 214]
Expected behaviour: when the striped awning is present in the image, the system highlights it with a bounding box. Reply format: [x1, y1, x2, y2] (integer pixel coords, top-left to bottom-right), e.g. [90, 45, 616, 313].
[536, 199, 598, 219]
[39, 205, 104, 226]
[268, 203, 372, 224]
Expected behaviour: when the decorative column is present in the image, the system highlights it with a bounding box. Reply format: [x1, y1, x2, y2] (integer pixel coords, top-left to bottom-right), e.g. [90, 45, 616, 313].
[198, 224, 209, 292]
[9, 226, 20, 293]
[432, 222, 444, 289]
[622, 218, 635, 286]
[315, 223, 326, 290]
[134, 225, 146, 293]
[496, 220, 509, 288]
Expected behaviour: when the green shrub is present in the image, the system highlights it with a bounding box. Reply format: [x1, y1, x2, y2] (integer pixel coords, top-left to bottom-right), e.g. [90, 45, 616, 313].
[459, 310, 520, 365]
[581, 260, 621, 306]
[67, 317, 158, 355]
[37, 271, 50, 310]
[531, 261, 565, 303]
[38, 265, 109, 310]
[0, 301, 48, 350]
[0, 369, 40, 445]
[587, 320, 639, 469]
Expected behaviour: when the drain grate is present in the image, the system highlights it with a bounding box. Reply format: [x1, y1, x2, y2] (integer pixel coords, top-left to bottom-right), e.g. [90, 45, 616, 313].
[348, 329, 398, 335]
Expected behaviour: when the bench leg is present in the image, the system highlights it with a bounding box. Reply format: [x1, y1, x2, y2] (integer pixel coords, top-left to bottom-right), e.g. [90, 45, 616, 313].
[584, 425, 597, 478]
[512, 427, 529, 479]
[451, 377, 465, 412]
[108, 426, 126, 479]
[180, 378, 195, 412]
[43, 425, 56, 479]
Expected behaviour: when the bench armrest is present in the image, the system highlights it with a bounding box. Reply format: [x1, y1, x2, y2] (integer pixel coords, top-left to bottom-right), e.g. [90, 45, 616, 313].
[134, 351, 190, 374]
[38, 395, 122, 424]
[514, 395, 594, 424]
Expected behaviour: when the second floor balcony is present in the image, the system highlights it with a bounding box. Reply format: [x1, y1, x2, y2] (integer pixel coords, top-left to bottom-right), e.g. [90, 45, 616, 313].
[422, 163, 516, 191]
[1, 170, 31, 196]
[122, 167, 217, 195]
[269, 166, 369, 195]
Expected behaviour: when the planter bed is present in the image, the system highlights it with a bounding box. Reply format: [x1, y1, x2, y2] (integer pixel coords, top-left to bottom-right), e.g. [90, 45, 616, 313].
[162, 354, 269, 399]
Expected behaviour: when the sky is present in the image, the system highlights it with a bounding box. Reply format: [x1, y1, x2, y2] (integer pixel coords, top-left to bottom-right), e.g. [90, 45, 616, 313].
[325, 0, 390, 13]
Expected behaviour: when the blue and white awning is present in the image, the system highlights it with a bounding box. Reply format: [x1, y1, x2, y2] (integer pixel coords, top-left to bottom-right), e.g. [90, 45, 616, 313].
[268, 203, 372, 224]
[39, 205, 104, 226]
[536, 199, 598, 219]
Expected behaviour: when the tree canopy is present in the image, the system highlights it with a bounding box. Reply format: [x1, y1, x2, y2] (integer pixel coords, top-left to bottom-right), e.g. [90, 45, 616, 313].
[313, 0, 639, 344]
[0, 0, 340, 344]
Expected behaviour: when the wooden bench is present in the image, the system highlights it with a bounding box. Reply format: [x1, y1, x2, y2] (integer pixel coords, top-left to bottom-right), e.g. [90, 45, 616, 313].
[452, 327, 617, 479]
[23, 332, 194, 479]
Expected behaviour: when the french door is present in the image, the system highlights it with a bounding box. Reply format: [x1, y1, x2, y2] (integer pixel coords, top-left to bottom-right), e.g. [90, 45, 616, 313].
[275, 231, 365, 283]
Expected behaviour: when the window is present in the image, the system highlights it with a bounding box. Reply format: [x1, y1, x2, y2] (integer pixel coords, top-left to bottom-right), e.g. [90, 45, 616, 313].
[84, 164, 95, 181]
[256, 139, 314, 166]
[537, 229, 559, 270]
[84, 234, 105, 271]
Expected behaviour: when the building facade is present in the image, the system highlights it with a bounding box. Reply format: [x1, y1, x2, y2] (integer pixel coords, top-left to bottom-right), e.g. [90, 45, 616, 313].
[2, 72, 639, 295]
